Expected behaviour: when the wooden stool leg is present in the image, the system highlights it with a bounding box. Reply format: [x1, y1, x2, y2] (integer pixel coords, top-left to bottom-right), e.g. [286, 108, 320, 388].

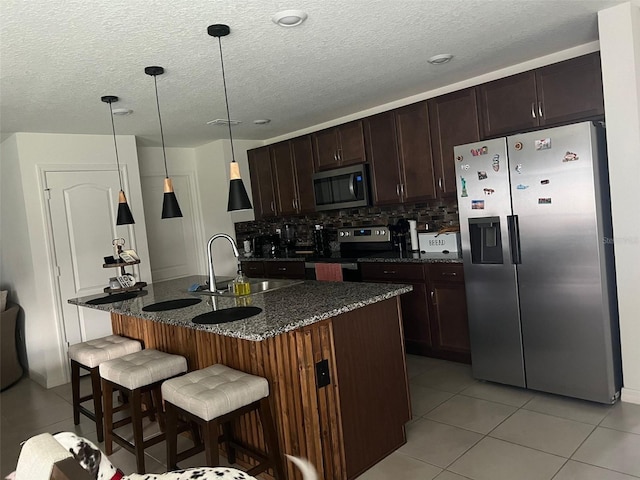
[102, 379, 114, 455]
[90, 367, 104, 442]
[222, 421, 236, 464]
[165, 401, 178, 470]
[131, 388, 146, 474]
[259, 397, 285, 480]
[203, 418, 220, 467]
[151, 387, 165, 431]
[71, 360, 81, 426]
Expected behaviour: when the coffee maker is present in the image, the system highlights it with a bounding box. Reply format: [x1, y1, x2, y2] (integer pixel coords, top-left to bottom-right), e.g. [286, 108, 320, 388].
[282, 224, 297, 251]
[252, 234, 280, 258]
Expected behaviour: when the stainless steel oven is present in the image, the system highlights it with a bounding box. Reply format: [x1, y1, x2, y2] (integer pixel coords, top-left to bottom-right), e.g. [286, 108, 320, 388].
[312, 164, 370, 211]
[304, 226, 393, 281]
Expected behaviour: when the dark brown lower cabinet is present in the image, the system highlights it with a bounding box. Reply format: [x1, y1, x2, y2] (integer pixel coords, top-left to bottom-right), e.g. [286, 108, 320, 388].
[427, 264, 471, 363]
[241, 260, 305, 279]
[361, 262, 470, 363]
[240, 261, 265, 278]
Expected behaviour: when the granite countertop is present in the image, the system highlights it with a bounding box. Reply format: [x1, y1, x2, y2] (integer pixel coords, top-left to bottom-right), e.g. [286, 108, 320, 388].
[68, 275, 412, 342]
[241, 251, 462, 264]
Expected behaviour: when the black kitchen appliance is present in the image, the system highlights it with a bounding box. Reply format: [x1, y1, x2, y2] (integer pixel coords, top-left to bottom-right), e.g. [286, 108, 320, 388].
[252, 234, 281, 258]
[312, 224, 329, 255]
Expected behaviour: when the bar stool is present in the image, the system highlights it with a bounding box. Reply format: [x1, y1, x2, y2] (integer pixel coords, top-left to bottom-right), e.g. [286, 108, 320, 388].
[162, 364, 284, 479]
[99, 349, 187, 473]
[68, 335, 142, 442]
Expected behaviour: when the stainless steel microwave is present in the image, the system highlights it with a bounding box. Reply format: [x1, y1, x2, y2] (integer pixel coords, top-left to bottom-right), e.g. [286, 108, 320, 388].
[312, 164, 370, 211]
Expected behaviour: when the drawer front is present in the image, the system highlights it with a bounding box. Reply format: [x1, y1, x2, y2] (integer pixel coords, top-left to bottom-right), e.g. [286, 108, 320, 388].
[360, 262, 425, 282]
[241, 261, 265, 278]
[428, 263, 464, 283]
[264, 261, 306, 279]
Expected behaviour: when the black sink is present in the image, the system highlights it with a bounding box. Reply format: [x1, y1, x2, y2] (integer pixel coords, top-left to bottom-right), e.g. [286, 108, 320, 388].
[86, 292, 140, 305]
[142, 298, 202, 312]
[192, 306, 263, 325]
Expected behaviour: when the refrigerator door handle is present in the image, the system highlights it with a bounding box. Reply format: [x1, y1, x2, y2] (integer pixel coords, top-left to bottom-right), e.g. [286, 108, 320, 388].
[507, 215, 522, 264]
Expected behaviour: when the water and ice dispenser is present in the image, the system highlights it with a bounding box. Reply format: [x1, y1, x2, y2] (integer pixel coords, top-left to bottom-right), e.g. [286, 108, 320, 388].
[469, 217, 503, 264]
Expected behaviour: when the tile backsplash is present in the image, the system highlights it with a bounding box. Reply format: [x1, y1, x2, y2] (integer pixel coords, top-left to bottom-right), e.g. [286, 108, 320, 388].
[234, 199, 459, 247]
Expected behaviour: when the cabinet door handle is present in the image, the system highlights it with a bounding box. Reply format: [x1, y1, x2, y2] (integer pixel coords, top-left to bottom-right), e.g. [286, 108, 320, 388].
[270, 201, 275, 212]
[442, 272, 457, 276]
[531, 103, 536, 119]
[333, 152, 338, 162]
[337, 148, 342, 162]
[400, 183, 405, 197]
[438, 178, 443, 191]
[431, 290, 437, 305]
[383, 270, 396, 275]
[292, 199, 296, 209]
[396, 184, 400, 197]
[278, 267, 287, 271]
[538, 102, 543, 118]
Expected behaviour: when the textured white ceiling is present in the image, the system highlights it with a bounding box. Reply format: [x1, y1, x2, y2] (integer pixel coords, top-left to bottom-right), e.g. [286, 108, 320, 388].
[0, 0, 625, 147]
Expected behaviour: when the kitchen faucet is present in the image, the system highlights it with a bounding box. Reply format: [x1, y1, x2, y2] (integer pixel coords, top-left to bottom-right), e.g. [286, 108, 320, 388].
[207, 233, 240, 293]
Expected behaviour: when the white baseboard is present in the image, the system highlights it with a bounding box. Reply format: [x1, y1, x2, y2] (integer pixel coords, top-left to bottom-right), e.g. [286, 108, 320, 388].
[621, 387, 640, 405]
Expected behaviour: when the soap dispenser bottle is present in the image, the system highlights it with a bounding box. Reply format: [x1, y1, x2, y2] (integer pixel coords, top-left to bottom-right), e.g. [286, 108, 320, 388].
[232, 269, 251, 296]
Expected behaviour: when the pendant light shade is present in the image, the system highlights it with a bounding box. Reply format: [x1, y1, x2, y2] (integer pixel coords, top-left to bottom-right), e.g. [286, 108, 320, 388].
[145, 66, 183, 219]
[208, 24, 253, 212]
[101, 95, 135, 225]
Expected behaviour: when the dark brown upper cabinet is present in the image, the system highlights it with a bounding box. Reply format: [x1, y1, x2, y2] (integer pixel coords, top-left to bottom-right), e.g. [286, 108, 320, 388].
[428, 87, 482, 198]
[363, 111, 403, 205]
[247, 146, 276, 220]
[479, 52, 604, 138]
[313, 120, 366, 171]
[395, 101, 436, 203]
[270, 141, 298, 216]
[535, 52, 604, 126]
[270, 136, 316, 215]
[249, 135, 316, 218]
[364, 102, 436, 205]
[290, 135, 316, 213]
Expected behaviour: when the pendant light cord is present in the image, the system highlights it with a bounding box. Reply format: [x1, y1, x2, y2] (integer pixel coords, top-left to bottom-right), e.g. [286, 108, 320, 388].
[153, 75, 170, 178]
[108, 101, 124, 190]
[217, 36, 237, 164]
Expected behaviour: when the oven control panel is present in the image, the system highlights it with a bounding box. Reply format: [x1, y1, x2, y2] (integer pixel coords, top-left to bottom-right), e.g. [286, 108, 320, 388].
[337, 226, 391, 243]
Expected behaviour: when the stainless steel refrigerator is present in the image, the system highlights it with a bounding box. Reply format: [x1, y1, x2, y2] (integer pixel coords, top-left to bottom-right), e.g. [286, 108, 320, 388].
[454, 121, 622, 404]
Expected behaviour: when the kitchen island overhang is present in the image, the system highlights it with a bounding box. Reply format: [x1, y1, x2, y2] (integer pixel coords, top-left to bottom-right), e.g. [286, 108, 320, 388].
[69, 277, 413, 480]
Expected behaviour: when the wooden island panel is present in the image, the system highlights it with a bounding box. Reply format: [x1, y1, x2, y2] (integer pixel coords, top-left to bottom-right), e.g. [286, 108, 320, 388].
[111, 297, 409, 480]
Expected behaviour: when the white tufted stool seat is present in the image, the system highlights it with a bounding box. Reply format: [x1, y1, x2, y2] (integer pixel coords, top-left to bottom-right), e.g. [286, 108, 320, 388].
[67, 335, 141, 443]
[162, 364, 284, 479]
[99, 349, 187, 474]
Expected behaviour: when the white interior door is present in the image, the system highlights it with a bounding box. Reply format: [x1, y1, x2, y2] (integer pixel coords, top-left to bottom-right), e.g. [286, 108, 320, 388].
[45, 169, 135, 346]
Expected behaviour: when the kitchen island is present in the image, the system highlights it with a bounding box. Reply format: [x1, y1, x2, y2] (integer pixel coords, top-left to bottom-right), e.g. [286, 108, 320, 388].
[70, 276, 412, 480]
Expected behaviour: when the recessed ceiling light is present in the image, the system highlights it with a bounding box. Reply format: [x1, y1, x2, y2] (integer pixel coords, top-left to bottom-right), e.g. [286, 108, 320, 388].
[112, 108, 133, 115]
[206, 118, 242, 126]
[253, 119, 271, 125]
[427, 54, 454, 65]
[272, 10, 308, 27]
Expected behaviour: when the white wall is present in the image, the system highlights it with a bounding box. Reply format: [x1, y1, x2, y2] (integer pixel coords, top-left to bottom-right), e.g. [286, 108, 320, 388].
[192, 138, 260, 279]
[0, 132, 150, 387]
[137, 145, 206, 281]
[599, 1, 640, 404]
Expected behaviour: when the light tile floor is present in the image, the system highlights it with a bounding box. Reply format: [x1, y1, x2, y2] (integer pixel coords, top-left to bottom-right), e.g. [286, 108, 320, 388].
[1, 355, 640, 479]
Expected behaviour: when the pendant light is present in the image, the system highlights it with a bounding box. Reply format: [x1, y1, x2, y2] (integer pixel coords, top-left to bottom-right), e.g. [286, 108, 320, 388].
[145, 66, 183, 219]
[207, 24, 253, 212]
[101, 95, 135, 225]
